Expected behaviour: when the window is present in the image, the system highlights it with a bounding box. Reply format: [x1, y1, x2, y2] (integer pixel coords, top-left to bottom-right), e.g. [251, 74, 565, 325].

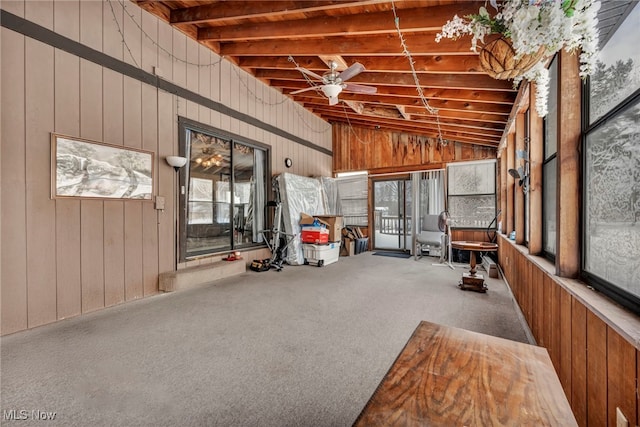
[336, 172, 368, 227]
[447, 160, 497, 229]
[542, 57, 558, 258]
[179, 118, 268, 259]
[583, 3, 640, 313]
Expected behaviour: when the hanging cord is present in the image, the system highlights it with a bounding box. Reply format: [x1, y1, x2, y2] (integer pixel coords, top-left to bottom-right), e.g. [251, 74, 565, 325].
[390, 1, 446, 145]
[112, 0, 223, 68]
[341, 103, 373, 145]
[106, 0, 139, 67]
[112, 0, 329, 134]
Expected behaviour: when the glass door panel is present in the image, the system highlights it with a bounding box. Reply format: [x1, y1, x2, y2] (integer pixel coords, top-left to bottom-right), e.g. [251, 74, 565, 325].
[373, 179, 412, 251]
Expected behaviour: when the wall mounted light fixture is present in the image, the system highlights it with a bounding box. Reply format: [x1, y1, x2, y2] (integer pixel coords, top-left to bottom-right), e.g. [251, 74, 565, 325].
[166, 155, 188, 172]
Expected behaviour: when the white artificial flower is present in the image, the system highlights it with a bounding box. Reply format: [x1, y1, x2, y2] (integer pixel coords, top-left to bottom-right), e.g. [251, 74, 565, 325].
[435, 0, 600, 117]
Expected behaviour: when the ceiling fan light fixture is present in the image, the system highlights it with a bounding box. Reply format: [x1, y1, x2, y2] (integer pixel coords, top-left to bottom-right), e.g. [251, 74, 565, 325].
[321, 83, 342, 99]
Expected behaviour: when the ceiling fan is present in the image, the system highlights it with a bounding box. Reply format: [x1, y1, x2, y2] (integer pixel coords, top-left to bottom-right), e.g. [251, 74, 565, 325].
[291, 60, 377, 106]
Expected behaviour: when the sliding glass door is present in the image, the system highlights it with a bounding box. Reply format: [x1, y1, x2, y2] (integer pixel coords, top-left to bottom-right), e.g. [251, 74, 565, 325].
[373, 179, 412, 251]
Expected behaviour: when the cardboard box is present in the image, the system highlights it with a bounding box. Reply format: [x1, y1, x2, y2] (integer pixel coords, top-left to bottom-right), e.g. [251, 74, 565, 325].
[299, 213, 329, 228]
[314, 215, 344, 242]
[301, 227, 329, 244]
[341, 238, 355, 256]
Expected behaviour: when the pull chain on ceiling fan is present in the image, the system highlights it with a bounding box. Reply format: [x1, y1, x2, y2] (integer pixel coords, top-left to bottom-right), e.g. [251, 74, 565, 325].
[291, 60, 377, 105]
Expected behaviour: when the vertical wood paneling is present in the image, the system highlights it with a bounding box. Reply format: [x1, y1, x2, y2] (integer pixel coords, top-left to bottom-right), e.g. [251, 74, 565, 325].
[531, 266, 540, 340]
[528, 83, 543, 255]
[122, 0, 141, 68]
[1, 28, 28, 335]
[525, 252, 533, 325]
[25, 0, 53, 29]
[103, 69, 123, 143]
[186, 39, 198, 119]
[156, 17, 173, 82]
[140, 6, 157, 73]
[2, 0, 24, 16]
[333, 124, 494, 173]
[103, 202, 125, 307]
[542, 275, 552, 348]
[102, 68, 125, 307]
[124, 203, 143, 300]
[559, 286, 572, 399]
[81, 201, 105, 312]
[25, 38, 57, 328]
[549, 279, 561, 373]
[141, 84, 159, 296]
[157, 90, 175, 274]
[55, 200, 81, 318]
[79, 0, 102, 51]
[173, 32, 186, 87]
[124, 77, 144, 300]
[80, 60, 103, 141]
[571, 298, 587, 426]
[198, 45, 211, 125]
[54, 47, 82, 320]
[556, 50, 581, 278]
[102, 0, 123, 61]
[80, 58, 104, 313]
[606, 329, 636, 427]
[53, 0, 79, 41]
[586, 311, 607, 426]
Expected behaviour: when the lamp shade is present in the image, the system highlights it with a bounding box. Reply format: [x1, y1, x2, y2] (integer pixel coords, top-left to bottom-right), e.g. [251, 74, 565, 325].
[321, 83, 342, 98]
[166, 156, 188, 169]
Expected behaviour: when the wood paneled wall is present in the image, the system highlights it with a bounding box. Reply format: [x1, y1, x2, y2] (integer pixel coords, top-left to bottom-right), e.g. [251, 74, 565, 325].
[498, 235, 638, 427]
[0, 0, 331, 335]
[333, 123, 496, 173]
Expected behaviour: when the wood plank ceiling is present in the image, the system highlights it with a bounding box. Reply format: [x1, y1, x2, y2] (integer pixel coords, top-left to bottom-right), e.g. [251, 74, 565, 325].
[134, 0, 518, 148]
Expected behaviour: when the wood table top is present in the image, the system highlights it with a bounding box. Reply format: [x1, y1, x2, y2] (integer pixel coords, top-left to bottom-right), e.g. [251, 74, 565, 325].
[353, 321, 577, 426]
[451, 240, 499, 251]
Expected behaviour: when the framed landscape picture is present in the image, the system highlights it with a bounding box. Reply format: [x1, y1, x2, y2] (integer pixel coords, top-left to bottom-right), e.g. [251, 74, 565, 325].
[51, 134, 154, 200]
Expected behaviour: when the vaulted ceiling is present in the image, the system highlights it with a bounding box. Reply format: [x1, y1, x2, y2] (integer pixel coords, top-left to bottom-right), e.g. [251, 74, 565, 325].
[134, 0, 521, 148]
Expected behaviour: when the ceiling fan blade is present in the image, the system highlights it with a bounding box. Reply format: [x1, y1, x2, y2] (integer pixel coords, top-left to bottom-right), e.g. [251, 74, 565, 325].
[337, 62, 365, 82]
[344, 83, 377, 94]
[296, 67, 324, 81]
[329, 96, 339, 106]
[290, 86, 319, 95]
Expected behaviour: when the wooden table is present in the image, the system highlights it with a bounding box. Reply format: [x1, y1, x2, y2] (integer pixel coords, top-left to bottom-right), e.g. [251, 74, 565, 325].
[451, 240, 498, 292]
[353, 321, 577, 426]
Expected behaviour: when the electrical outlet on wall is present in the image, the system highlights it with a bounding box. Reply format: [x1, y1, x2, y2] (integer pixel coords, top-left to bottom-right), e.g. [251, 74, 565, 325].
[616, 407, 629, 427]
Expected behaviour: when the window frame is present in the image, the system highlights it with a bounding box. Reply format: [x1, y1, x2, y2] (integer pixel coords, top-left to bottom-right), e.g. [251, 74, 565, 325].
[582, 92, 640, 314]
[446, 160, 497, 230]
[178, 117, 271, 261]
[542, 56, 558, 262]
[581, 2, 640, 314]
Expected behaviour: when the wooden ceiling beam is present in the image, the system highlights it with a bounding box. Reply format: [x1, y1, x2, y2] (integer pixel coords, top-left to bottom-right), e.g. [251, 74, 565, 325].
[170, 1, 387, 25]
[240, 55, 483, 74]
[219, 34, 475, 57]
[298, 99, 507, 131]
[289, 91, 512, 114]
[271, 80, 516, 104]
[311, 107, 503, 139]
[198, 3, 484, 41]
[259, 69, 515, 91]
[322, 116, 501, 146]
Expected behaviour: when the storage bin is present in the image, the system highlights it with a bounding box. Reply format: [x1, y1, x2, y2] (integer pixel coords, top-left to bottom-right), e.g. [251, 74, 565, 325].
[303, 242, 340, 267]
[355, 237, 369, 254]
